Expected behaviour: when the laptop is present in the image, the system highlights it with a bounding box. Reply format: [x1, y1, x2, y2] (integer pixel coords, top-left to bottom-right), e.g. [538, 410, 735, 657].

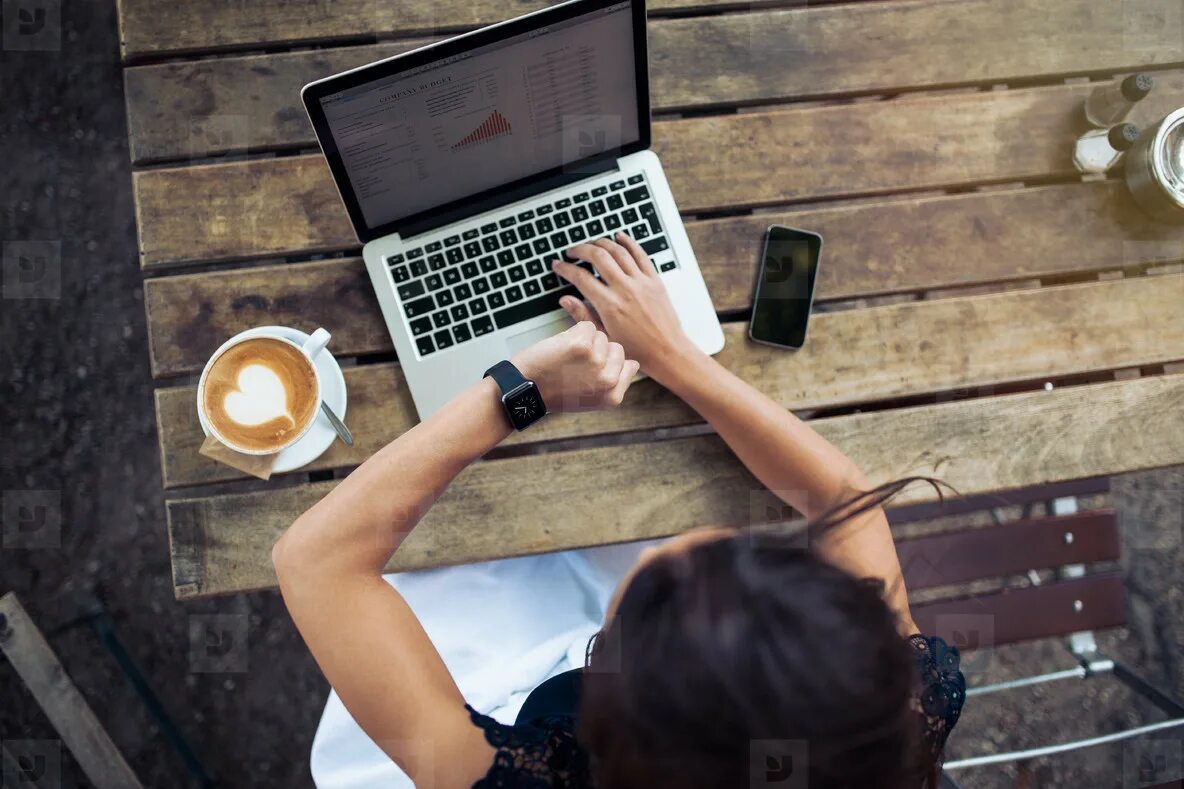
[302, 0, 724, 419]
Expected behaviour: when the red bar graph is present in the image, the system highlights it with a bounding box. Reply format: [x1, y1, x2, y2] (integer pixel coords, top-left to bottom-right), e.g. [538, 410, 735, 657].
[451, 110, 512, 149]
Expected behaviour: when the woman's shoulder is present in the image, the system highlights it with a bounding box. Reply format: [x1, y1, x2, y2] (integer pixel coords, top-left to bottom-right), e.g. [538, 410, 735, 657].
[907, 634, 967, 754]
[467, 705, 591, 789]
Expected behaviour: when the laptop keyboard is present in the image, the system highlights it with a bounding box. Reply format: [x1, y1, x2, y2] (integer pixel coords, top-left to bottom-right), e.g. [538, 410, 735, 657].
[385, 173, 676, 358]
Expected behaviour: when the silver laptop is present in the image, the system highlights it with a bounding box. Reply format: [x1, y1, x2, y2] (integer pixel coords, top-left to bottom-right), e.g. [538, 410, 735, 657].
[302, 0, 724, 419]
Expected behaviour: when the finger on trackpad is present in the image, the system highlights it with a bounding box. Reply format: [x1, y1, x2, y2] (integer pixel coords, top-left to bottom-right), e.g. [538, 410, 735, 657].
[505, 316, 571, 354]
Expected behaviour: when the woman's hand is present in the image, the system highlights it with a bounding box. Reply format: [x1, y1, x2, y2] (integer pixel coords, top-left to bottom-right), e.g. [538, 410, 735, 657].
[510, 320, 640, 413]
[552, 233, 699, 383]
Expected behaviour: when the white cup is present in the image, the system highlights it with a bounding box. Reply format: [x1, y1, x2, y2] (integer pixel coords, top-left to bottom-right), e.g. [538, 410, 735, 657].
[196, 327, 331, 455]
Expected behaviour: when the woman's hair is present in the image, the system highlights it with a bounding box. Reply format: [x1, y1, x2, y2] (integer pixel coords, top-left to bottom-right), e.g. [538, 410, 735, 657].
[579, 477, 947, 789]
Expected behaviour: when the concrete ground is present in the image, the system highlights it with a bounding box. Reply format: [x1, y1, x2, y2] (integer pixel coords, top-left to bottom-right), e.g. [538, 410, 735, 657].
[1, 2, 1180, 787]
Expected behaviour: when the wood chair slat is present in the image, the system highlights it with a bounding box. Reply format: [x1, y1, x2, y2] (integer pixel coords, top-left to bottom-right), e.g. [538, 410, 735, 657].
[911, 574, 1127, 650]
[142, 181, 1184, 378]
[155, 274, 1184, 487]
[122, 0, 1184, 163]
[132, 72, 1184, 268]
[166, 373, 1184, 598]
[898, 510, 1120, 591]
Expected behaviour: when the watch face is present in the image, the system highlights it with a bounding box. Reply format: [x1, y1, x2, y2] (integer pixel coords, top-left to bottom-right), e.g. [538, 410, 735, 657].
[506, 385, 546, 430]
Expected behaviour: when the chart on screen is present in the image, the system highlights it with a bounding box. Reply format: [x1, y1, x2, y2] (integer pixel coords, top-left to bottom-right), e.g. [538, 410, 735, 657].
[451, 109, 513, 149]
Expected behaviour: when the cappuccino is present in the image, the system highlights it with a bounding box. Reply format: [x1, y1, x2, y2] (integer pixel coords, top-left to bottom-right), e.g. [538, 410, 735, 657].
[201, 337, 319, 453]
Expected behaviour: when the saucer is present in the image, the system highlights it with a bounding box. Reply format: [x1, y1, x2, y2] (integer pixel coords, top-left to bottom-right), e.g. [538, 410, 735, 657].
[197, 325, 348, 474]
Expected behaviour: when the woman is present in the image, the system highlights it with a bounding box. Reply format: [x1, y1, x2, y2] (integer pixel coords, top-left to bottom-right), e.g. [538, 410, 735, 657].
[274, 233, 965, 788]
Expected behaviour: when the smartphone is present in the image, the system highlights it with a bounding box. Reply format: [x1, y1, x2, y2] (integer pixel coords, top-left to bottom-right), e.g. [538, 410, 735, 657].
[749, 225, 823, 350]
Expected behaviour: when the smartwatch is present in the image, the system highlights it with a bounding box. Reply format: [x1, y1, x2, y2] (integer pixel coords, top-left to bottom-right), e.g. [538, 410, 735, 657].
[484, 360, 547, 431]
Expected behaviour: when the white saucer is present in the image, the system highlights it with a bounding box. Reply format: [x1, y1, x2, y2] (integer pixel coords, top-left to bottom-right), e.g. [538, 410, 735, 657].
[197, 325, 348, 474]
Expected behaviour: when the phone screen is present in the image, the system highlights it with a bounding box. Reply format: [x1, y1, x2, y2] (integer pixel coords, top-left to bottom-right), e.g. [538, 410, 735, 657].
[749, 226, 823, 349]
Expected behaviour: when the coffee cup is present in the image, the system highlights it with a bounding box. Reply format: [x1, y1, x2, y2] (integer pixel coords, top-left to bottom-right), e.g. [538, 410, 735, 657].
[197, 327, 331, 456]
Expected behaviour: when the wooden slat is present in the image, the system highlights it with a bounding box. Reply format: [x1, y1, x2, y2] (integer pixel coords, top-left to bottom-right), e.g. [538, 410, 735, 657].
[911, 574, 1127, 649]
[166, 372, 1184, 598]
[887, 476, 1110, 524]
[132, 72, 1184, 267]
[0, 593, 142, 789]
[156, 273, 1184, 487]
[897, 510, 1119, 591]
[142, 181, 1184, 377]
[122, 0, 1184, 163]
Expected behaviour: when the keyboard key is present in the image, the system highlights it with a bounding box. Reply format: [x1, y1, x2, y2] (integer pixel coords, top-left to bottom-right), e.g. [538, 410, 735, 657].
[437, 290, 455, 307]
[624, 186, 648, 204]
[659, 260, 677, 272]
[639, 202, 661, 234]
[509, 265, 527, 283]
[488, 291, 507, 309]
[404, 295, 434, 317]
[407, 247, 424, 259]
[453, 323, 472, 343]
[500, 229, 517, 246]
[388, 253, 405, 265]
[506, 285, 524, 303]
[622, 207, 639, 224]
[641, 236, 669, 256]
[481, 222, 498, 234]
[572, 205, 589, 222]
[536, 204, 553, 216]
[587, 219, 604, 236]
[446, 247, 464, 265]
[532, 238, 549, 255]
[524, 279, 542, 297]
[527, 259, 545, 276]
[410, 316, 432, 336]
[479, 256, 497, 273]
[604, 213, 622, 230]
[454, 283, 472, 301]
[517, 209, 535, 221]
[426, 241, 443, 252]
[610, 180, 626, 191]
[425, 273, 443, 291]
[451, 303, 469, 321]
[550, 231, 568, 249]
[461, 261, 479, 279]
[432, 310, 451, 328]
[518, 224, 536, 240]
[630, 223, 649, 240]
[463, 228, 480, 240]
[444, 235, 461, 247]
[493, 285, 579, 329]
[482, 236, 500, 253]
[627, 174, 644, 184]
[589, 200, 606, 216]
[464, 241, 482, 258]
[497, 250, 515, 267]
[555, 197, 572, 209]
[536, 217, 553, 233]
[398, 280, 425, 300]
[606, 194, 624, 211]
[592, 186, 608, 197]
[434, 329, 454, 350]
[541, 272, 560, 290]
[473, 277, 491, 295]
[553, 211, 571, 228]
[574, 192, 590, 203]
[491, 271, 508, 288]
[444, 268, 461, 285]
[416, 336, 435, 356]
[569, 225, 587, 242]
[470, 297, 488, 315]
[391, 264, 411, 283]
[514, 244, 532, 261]
[410, 259, 428, 277]
[473, 315, 495, 336]
[428, 253, 446, 271]
[499, 216, 517, 228]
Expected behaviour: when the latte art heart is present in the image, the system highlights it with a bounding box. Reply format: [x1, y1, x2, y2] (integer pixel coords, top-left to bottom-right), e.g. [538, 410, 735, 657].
[223, 364, 293, 427]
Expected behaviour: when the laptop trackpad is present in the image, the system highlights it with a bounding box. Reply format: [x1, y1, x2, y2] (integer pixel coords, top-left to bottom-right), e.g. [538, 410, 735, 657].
[506, 316, 571, 355]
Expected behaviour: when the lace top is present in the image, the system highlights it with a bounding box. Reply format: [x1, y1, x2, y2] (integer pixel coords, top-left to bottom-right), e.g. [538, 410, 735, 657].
[469, 634, 965, 788]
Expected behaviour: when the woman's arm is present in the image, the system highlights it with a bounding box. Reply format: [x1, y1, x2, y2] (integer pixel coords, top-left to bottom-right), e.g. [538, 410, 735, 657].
[272, 321, 639, 786]
[554, 235, 916, 634]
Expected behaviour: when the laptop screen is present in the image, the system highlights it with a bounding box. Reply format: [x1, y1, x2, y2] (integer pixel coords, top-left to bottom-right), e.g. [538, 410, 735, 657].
[316, 0, 641, 233]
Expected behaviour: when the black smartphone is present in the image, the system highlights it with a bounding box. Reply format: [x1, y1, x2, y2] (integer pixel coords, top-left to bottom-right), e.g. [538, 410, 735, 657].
[749, 225, 823, 350]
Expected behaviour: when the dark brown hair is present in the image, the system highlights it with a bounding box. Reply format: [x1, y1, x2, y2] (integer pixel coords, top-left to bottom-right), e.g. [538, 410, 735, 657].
[579, 477, 948, 789]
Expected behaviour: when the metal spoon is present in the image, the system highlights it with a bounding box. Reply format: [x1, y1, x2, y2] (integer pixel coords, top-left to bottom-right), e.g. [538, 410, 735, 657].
[321, 401, 354, 446]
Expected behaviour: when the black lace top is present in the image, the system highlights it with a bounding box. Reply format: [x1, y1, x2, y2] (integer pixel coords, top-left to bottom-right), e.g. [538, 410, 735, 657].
[469, 634, 965, 788]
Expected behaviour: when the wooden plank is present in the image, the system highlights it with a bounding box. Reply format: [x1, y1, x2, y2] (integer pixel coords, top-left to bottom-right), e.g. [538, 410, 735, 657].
[0, 593, 142, 789]
[887, 476, 1110, 524]
[142, 181, 1184, 377]
[122, 0, 1184, 163]
[166, 371, 1184, 598]
[156, 273, 1184, 487]
[897, 510, 1119, 590]
[132, 72, 1184, 268]
[911, 574, 1127, 649]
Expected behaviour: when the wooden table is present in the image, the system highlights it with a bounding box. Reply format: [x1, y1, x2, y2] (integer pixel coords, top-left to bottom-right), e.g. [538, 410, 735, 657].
[116, 0, 1184, 600]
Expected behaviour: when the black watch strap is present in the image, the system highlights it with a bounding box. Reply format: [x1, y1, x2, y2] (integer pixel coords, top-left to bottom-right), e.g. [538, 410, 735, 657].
[483, 360, 528, 393]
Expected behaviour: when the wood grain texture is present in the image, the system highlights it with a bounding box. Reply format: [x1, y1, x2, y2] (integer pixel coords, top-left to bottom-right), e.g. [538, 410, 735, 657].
[142, 181, 1184, 376]
[166, 373, 1184, 597]
[132, 72, 1184, 267]
[0, 593, 142, 789]
[122, 0, 1184, 163]
[155, 273, 1184, 487]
